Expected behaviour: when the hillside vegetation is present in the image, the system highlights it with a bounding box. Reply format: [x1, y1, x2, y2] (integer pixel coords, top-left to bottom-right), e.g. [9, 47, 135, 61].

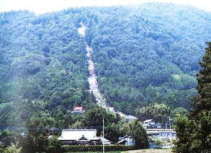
[0, 10, 93, 128]
[85, 4, 211, 114]
[0, 3, 211, 127]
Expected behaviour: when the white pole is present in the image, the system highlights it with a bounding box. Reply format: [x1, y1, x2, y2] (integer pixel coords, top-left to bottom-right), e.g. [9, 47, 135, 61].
[103, 118, 105, 153]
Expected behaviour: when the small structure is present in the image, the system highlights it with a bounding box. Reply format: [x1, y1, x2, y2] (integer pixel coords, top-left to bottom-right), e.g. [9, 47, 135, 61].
[147, 129, 176, 149]
[100, 137, 111, 145]
[125, 115, 138, 122]
[147, 129, 176, 140]
[49, 127, 60, 135]
[117, 136, 135, 146]
[143, 119, 161, 129]
[71, 106, 85, 114]
[58, 129, 111, 145]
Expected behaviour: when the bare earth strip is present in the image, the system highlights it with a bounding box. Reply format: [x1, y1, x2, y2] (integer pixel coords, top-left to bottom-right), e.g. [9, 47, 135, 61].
[123, 149, 172, 153]
[77, 23, 138, 120]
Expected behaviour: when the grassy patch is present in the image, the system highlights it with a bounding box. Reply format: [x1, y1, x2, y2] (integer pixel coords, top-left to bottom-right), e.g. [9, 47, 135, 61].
[67, 151, 122, 153]
[123, 149, 172, 153]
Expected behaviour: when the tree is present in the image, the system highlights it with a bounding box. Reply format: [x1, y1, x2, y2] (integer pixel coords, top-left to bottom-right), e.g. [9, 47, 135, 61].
[171, 107, 188, 124]
[124, 120, 149, 148]
[47, 136, 62, 153]
[174, 42, 211, 153]
[105, 123, 122, 142]
[17, 100, 54, 153]
[84, 106, 123, 142]
[3, 144, 22, 153]
[174, 116, 194, 153]
[195, 42, 211, 113]
[84, 106, 116, 133]
[136, 103, 171, 126]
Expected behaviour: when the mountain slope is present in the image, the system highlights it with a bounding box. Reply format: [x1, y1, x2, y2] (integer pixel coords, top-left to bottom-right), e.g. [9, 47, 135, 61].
[84, 3, 211, 114]
[0, 11, 94, 127]
[0, 3, 211, 123]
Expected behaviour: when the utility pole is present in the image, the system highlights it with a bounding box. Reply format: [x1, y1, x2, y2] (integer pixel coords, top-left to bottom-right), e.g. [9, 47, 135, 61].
[103, 118, 105, 153]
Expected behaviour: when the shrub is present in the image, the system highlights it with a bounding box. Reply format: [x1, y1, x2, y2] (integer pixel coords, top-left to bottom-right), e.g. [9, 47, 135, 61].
[62, 145, 135, 152]
[3, 143, 22, 153]
[47, 136, 62, 153]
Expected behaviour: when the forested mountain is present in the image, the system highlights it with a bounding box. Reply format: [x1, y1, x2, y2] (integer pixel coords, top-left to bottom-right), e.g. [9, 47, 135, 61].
[86, 4, 211, 114]
[0, 3, 211, 126]
[0, 10, 94, 127]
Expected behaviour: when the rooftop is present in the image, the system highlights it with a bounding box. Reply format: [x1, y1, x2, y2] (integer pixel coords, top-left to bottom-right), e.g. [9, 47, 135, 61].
[58, 129, 98, 141]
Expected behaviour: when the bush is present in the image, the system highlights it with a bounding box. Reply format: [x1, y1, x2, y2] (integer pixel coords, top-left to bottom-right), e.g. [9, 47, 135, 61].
[3, 144, 22, 153]
[0, 146, 5, 153]
[47, 136, 62, 153]
[62, 145, 135, 152]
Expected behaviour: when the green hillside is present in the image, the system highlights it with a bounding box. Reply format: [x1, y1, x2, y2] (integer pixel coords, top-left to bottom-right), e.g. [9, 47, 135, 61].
[0, 3, 211, 127]
[84, 4, 211, 114]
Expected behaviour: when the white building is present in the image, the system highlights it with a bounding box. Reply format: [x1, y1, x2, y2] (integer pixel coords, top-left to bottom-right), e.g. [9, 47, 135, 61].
[58, 129, 111, 145]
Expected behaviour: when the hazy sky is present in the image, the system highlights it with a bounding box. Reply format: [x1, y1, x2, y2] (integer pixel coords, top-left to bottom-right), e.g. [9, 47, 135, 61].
[0, 0, 211, 14]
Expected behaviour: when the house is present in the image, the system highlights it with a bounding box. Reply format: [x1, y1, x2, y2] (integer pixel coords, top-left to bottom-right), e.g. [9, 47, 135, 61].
[58, 129, 99, 145]
[71, 106, 85, 114]
[58, 129, 111, 145]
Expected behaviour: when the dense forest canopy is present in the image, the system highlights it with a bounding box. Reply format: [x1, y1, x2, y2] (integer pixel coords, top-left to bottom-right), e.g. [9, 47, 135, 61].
[0, 3, 211, 127]
[86, 4, 211, 114]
